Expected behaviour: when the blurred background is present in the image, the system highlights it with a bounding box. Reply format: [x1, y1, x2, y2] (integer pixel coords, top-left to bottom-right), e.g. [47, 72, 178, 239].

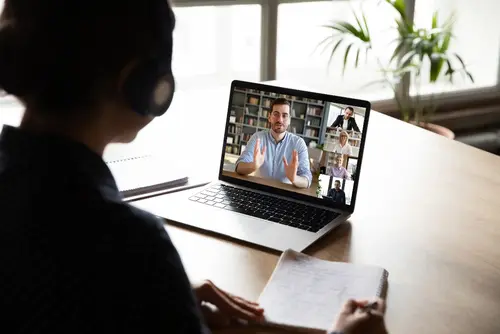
[1, 0, 499, 157]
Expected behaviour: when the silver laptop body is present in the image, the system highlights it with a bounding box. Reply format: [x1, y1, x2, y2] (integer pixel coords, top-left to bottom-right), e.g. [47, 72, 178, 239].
[134, 81, 371, 252]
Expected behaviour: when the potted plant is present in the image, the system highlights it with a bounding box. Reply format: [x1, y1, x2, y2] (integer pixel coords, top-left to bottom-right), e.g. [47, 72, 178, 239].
[316, 176, 323, 198]
[319, 0, 474, 138]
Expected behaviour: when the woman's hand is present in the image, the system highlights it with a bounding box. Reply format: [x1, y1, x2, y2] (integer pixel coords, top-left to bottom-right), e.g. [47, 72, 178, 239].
[330, 298, 388, 334]
[193, 280, 265, 329]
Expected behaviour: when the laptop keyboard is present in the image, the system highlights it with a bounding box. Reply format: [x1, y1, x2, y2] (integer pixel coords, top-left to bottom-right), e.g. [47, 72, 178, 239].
[189, 184, 340, 233]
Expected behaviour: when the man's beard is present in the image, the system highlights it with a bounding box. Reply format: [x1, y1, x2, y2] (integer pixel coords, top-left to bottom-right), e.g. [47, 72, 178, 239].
[272, 122, 286, 134]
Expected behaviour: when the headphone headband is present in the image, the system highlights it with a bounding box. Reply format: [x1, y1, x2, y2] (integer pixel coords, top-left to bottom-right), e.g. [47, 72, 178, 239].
[122, 0, 175, 117]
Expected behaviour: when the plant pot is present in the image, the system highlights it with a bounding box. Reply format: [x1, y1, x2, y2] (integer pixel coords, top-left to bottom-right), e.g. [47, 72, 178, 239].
[410, 121, 455, 140]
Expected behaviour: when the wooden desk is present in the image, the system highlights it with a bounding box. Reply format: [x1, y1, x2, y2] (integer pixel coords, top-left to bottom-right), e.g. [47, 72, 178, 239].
[132, 86, 500, 334]
[222, 170, 319, 197]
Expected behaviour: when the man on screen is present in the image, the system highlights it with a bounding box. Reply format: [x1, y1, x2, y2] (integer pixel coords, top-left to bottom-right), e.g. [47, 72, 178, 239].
[235, 98, 312, 189]
[326, 154, 350, 180]
[330, 106, 361, 133]
[327, 180, 346, 205]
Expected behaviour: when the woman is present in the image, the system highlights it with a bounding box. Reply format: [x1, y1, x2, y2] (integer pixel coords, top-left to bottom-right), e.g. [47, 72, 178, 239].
[0, 0, 387, 333]
[334, 130, 353, 156]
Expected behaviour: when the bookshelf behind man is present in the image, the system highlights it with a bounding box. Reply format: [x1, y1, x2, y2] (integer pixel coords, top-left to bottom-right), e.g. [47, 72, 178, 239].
[224, 87, 331, 156]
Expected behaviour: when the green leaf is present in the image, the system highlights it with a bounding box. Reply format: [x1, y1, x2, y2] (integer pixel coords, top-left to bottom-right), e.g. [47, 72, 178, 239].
[394, 64, 419, 76]
[435, 54, 446, 81]
[342, 43, 354, 75]
[432, 11, 438, 29]
[411, 37, 423, 49]
[466, 71, 474, 83]
[322, 24, 350, 35]
[361, 11, 371, 41]
[324, 23, 351, 34]
[389, 39, 405, 64]
[453, 53, 474, 83]
[454, 53, 467, 69]
[395, 19, 411, 36]
[439, 32, 451, 53]
[339, 21, 369, 41]
[314, 33, 341, 55]
[385, 0, 407, 20]
[445, 59, 455, 83]
[353, 11, 365, 37]
[313, 34, 333, 55]
[355, 48, 361, 68]
[399, 50, 418, 67]
[328, 39, 343, 68]
[388, 36, 402, 45]
[428, 28, 448, 36]
[430, 53, 444, 82]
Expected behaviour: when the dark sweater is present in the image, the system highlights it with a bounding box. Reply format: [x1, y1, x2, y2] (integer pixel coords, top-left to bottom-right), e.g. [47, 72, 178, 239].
[0, 125, 210, 333]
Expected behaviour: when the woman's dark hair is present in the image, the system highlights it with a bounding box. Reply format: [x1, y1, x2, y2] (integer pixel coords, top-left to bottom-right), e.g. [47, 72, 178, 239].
[0, 0, 175, 114]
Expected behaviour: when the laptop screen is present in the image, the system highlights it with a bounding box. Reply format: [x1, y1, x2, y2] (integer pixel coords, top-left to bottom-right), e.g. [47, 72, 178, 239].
[220, 81, 369, 211]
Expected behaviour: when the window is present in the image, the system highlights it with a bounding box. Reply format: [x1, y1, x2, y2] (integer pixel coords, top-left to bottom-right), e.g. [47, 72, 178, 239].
[0, 1, 22, 131]
[1, 0, 499, 136]
[171, 4, 261, 92]
[276, 1, 398, 101]
[412, 0, 500, 95]
[0, 96, 23, 131]
[318, 174, 330, 196]
[344, 180, 354, 205]
[0, 3, 263, 131]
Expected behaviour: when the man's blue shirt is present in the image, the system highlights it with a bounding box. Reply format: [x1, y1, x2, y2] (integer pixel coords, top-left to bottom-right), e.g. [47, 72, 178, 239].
[236, 130, 312, 186]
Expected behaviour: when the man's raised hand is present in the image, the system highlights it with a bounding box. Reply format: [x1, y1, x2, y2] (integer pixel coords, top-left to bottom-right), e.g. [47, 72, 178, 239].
[253, 138, 266, 169]
[283, 149, 299, 183]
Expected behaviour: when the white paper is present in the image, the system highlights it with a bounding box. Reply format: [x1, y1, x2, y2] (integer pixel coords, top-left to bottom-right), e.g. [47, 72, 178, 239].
[258, 249, 387, 332]
[106, 155, 187, 193]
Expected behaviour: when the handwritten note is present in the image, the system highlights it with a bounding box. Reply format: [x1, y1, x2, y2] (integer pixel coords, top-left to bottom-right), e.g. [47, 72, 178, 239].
[257, 249, 387, 332]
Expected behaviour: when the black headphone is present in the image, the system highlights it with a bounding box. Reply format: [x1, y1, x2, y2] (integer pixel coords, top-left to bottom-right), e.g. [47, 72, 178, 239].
[122, 58, 175, 117]
[121, 0, 175, 118]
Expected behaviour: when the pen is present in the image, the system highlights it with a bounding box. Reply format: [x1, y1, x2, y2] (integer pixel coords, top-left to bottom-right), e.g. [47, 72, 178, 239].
[360, 301, 378, 312]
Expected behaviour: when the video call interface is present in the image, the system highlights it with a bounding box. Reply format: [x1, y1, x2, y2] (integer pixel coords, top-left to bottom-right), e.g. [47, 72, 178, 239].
[222, 86, 366, 206]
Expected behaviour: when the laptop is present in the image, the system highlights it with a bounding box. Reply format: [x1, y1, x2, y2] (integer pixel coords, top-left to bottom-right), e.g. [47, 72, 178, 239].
[135, 80, 371, 252]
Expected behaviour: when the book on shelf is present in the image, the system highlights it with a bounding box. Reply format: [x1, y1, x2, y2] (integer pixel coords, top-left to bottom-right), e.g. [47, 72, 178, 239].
[256, 249, 388, 333]
[105, 155, 189, 199]
[305, 128, 319, 137]
[248, 96, 259, 105]
[306, 106, 323, 116]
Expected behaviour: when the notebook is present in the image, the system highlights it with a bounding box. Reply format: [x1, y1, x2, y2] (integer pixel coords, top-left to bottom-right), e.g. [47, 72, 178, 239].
[257, 249, 388, 333]
[105, 155, 189, 199]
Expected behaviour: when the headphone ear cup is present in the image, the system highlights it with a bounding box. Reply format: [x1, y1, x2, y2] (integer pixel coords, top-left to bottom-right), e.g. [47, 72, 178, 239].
[122, 59, 174, 117]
